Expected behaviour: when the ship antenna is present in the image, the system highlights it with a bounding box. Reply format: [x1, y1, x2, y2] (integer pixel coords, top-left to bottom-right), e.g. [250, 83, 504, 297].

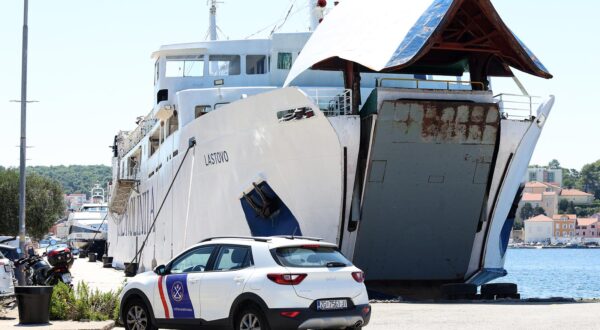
[207, 0, 224, 41]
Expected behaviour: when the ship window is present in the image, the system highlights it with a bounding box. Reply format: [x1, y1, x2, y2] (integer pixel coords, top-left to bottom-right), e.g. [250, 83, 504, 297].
[167, 111, 179, 135]
[195, 105, 212, 118]
[246, 55, 268, 75]
[209, 55, 240, 76]
[154, 60, 160, 84]
[277, 52, 293, 70]
[149, 129, 161, 157]
[166, 55, 205, 77]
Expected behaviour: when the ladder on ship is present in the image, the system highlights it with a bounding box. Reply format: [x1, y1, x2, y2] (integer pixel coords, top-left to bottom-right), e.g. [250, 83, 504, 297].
[109, 179, 138, 215]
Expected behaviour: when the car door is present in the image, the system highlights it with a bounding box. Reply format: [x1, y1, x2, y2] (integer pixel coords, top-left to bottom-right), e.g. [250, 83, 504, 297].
[199, 245, 254, 322]
[153, 245, 216, 322]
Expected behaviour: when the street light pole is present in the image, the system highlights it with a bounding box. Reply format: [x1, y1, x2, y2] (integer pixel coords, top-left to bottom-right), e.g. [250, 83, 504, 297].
[17, 0, 29, 285]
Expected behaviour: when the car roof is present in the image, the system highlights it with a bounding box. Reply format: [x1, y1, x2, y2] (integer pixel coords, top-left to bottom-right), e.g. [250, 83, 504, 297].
[0, 244, 16, 250]
[194, 236, 338, 249]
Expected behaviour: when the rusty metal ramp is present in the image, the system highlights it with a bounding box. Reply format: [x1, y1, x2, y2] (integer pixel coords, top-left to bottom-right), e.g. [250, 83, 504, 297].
[353, 97, 499, 284]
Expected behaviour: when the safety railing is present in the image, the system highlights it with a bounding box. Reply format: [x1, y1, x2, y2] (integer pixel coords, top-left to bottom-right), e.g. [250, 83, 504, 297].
[124, 165, 140, 181]
[117, 110, 158, 157]
[376, 77, 485, 90]
[494, 93, 540, 120]
[302, 88, 352, 116]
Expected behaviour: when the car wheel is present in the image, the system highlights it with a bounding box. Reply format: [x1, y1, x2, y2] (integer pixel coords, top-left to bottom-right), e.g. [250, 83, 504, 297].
[236, 305, 270, 330]
[124, 298, 156, 330]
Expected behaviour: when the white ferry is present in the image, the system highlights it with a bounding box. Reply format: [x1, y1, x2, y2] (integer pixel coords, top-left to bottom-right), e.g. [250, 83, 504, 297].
[107, 0, 554, 295]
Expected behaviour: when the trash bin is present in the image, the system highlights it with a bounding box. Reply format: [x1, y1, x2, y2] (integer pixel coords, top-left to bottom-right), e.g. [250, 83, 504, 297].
[15, 286, 53, 324]
[88, 253, 97, 262]
[124, 262, 138, 277]
[102, 256, 113, 268]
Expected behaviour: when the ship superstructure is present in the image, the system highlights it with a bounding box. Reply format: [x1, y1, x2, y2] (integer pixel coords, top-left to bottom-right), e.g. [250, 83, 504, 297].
[107, 0, 554, 296]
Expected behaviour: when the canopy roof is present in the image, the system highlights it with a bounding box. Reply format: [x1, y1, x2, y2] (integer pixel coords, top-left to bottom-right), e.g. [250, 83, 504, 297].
[285, 0, 551, 86]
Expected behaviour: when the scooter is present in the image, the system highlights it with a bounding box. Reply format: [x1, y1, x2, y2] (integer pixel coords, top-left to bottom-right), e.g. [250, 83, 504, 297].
[15, 247, 74, 286]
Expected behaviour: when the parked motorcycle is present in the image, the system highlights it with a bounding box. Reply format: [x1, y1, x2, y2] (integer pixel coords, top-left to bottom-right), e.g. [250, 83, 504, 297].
[15, 247, 74, 286]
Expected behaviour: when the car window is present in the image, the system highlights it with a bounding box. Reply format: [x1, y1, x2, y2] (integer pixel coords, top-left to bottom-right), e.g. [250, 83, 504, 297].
[0, 248, 17, 261]
[170, 246, 214, 274]
[214, 246, 251, 271]
[273, 246, 351, 268]
[0, 251, 4, 259]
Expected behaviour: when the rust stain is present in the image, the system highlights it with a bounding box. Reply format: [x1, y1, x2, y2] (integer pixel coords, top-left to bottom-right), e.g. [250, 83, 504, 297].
[393, 101, 499, 144]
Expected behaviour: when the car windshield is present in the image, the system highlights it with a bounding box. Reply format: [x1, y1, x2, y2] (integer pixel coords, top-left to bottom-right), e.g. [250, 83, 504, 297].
[273, 246, 351, 268]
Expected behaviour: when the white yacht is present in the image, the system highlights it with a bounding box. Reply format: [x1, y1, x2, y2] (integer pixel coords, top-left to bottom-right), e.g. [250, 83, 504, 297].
[67, 185, 109, 253]
[107, 0, 554, 296]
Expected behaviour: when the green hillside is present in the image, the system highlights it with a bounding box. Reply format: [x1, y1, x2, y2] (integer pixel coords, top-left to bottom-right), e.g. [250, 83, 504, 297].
[27, 165, 111, 198]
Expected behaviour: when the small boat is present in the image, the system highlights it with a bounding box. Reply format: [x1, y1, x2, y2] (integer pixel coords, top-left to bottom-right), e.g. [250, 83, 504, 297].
[67, 185, 108, 255]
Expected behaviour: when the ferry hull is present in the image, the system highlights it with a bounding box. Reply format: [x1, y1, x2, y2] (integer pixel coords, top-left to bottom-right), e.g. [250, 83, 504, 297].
[108, 88, 358, 272]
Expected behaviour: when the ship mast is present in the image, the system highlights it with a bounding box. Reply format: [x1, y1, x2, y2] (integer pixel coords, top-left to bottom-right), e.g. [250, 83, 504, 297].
[208, 0, 222, 41]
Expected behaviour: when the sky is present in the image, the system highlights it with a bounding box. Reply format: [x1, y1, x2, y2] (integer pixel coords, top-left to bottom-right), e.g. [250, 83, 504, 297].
[0, 0, 598, 170]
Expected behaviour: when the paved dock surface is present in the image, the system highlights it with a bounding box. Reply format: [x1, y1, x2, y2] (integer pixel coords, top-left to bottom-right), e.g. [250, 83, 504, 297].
[70, 256, 126, 292]
[3, 257, 600, 329]
[369, 302, 600, 329]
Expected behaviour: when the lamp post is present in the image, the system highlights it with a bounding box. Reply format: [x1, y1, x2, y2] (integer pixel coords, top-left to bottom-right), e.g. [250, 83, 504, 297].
[17, 0, 29, 286]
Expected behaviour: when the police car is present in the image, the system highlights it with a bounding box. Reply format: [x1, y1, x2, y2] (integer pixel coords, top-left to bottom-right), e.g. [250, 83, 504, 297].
[119, 236, 371, 330]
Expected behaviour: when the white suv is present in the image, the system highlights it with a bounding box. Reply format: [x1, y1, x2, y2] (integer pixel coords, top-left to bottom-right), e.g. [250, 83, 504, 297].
[0, 250, 14, 296]
[119, 236, 371, 330]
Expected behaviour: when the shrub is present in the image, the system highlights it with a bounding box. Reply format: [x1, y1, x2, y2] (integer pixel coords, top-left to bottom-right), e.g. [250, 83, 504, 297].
[50, 282, 75, 320]
[50, 281, 122, 321]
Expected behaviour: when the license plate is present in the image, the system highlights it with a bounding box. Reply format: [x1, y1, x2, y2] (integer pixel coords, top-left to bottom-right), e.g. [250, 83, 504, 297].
[316, 299, 348, 311]
[61, 273, 72, 283]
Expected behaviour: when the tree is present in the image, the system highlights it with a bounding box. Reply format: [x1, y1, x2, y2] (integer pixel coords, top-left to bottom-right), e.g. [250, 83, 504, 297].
[0, 168, 64, 239]
[520, 203, 534, 220]
[548, 159, 561, 169]
[558, 199, 569, 213]
[567, 201, 576, 214]
[28, 165, 111, 198]
[562, 168, 581, 189]
[533, 206, 546, 216]
[580, 160, 600, 199]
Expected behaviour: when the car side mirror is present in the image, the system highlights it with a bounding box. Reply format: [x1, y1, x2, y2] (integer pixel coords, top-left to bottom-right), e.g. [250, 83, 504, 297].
[154, 264, 167, 275]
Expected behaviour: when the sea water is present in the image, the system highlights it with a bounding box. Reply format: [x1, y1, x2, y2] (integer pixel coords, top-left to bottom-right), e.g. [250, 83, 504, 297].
[492, 248, 600, 298]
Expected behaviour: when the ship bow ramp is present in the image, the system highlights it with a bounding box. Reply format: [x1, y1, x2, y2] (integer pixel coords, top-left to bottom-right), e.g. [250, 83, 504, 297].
[354, 89, 499, 285]
[283, 0, 553, 295]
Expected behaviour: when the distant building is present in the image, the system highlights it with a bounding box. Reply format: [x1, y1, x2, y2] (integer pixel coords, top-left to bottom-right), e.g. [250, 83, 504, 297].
[516, 183, 559, 221]
[552, 214, 576, 242]
[559, 189, 594, 206]
[524, 215, 553, 243]
[575, 218, 599, 240]
[525, 167, 562, 186]
[524, 181, 551, 194]
[64, 193, 87, 211]
[511, 229, 524, 243]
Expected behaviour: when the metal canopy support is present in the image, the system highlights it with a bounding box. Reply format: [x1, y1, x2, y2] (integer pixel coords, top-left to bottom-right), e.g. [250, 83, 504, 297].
[343, 61, 361, 115]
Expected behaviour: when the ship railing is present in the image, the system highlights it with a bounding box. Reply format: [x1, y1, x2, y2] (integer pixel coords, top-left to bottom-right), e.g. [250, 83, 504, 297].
[303, 88, 352, 116]
[494, 93, 540, 120]
[376, 77, 485, 90]
[117, 111, 158, 157]
[124, 165, 140, 181]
